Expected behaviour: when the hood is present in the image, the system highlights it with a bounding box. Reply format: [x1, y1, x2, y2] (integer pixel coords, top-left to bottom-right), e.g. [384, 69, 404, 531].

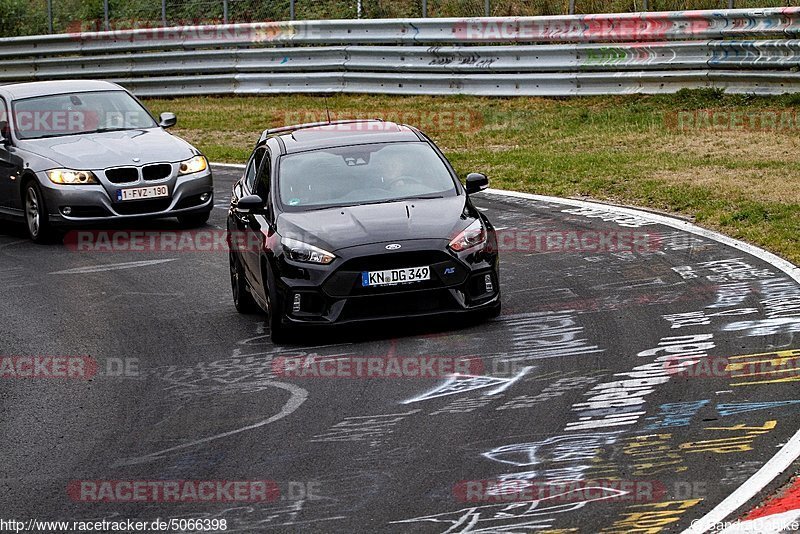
[277, 195, 472, 252]
[19, 128, 196, 170]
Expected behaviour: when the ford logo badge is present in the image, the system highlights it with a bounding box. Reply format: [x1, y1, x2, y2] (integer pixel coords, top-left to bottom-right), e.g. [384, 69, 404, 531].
[385, 244, 402, 250]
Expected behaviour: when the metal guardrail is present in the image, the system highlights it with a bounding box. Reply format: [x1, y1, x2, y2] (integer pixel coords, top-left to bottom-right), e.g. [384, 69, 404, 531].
[2, 7, 800, 96]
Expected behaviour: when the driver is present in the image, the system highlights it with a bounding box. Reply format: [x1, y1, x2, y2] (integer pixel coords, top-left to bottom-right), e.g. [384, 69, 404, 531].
[379, 152, 417, 192]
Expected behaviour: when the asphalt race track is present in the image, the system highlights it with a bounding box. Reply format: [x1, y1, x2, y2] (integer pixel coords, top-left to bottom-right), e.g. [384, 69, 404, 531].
[2, 165, 800, 533]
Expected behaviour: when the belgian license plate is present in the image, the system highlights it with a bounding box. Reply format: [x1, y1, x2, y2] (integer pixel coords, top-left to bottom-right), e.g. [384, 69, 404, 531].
[116, 185, 169, 202]
[362, 266, 431, 287]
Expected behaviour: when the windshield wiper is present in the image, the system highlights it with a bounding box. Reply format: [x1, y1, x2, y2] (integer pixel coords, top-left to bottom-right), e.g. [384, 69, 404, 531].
[92, 127, 135, 134]
[399, 195, 445, 200]
[353, 195, 445, 206]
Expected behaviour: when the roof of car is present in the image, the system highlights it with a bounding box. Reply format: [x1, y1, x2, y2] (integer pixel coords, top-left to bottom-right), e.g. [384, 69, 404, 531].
[266, 121, 424, 154]
[0, 80, 125, 100]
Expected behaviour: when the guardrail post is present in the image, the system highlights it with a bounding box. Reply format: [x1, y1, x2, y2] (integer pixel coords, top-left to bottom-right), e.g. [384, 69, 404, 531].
[643, 0, 648, 10]
[290, 0, 295, 20]
[422, 0, 427, 18]
[103, 0, 109, 31]
[728, 0, 734, 8]
[47, 0, 53, 33]
[223, 0, 229, 24]
[569, 0, 575, 15]
[161, 0, 166, 27]
[485, 0, 490, 16]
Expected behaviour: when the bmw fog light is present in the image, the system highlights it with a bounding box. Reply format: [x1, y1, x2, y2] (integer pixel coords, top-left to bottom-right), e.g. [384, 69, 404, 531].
[200, 192, 211, 202]
[485, 274, 493, 292]
[292, 294, 302, 313]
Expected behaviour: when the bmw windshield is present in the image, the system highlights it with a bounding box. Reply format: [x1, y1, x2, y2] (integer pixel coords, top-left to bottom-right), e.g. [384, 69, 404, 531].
[277, 142, 459, 211]
[11, 90, 157, 140]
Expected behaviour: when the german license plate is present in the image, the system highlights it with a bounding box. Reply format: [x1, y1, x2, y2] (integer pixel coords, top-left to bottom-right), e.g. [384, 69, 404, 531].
[362, 266, 431, 287]
[116, 185, 169, 202]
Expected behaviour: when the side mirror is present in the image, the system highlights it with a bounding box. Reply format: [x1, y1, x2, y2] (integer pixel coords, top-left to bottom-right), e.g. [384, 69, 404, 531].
[0, 121, 9, 145]
[465, 172, 489, 194]
[235, 194, 266, 215]
[159, 112, 177, 129]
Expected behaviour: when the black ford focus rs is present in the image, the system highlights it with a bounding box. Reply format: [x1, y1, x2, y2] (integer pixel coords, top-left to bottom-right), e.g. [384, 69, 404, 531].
[227, 119, 500, 343]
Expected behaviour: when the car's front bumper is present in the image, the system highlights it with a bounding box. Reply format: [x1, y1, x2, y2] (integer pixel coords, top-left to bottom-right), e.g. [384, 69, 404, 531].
[273, 239, 500, 326]
[39, 169, 213, 226]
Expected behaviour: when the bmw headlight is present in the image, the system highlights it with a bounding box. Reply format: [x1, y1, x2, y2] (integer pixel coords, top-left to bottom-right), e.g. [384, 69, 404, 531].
[449, 219, 487, 252]
[179, 155, 208, 175]
[47, 169, 98, 185]
[281, 237, 336, 265]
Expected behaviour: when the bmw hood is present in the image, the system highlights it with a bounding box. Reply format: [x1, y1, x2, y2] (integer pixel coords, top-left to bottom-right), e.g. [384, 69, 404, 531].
[277, 195, 475, 252]
[20, 128, 197, 170]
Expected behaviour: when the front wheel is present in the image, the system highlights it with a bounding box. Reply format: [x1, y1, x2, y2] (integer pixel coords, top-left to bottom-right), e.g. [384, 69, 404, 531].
[263, 263, 292, 345]
[24, 181, 55, 243]
[230, 252, 259, 314]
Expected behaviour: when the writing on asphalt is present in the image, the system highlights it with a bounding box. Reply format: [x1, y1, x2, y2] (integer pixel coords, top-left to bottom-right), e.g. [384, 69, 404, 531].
[564, 334, 716, 431]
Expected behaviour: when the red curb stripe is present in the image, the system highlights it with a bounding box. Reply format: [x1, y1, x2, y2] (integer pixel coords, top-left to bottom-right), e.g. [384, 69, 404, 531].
[744, 478, 800, 521]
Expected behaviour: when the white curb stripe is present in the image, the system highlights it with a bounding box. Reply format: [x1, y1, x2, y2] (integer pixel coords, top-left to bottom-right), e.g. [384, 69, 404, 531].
[479, 188, 800, 534]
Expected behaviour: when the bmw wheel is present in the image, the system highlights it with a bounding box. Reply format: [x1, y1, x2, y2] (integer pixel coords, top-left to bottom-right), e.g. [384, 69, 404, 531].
[24, 181, 54, 243]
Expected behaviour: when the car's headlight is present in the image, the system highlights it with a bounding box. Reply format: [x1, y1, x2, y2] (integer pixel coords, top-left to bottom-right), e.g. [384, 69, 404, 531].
[281, 238, 336, 265]
[449, 219, 487, 252]
[47, 169, 98, 185]
[179, 155, 208, 175]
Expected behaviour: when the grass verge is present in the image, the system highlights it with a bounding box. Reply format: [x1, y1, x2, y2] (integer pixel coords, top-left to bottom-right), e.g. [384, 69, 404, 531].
[144, 89, 800, 265]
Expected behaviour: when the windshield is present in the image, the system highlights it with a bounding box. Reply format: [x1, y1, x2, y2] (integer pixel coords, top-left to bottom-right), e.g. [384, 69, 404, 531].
[11, 90, 157, 140]
[278, 142, 458, 210]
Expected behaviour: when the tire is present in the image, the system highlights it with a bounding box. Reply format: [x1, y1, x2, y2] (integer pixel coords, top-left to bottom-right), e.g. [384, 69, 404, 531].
[485, 300, 502, 319]
[178, 210, 211, 228]
[263, 262, 292, 345]
[23, 181, 55, 244]
[230, 251, 259, 314]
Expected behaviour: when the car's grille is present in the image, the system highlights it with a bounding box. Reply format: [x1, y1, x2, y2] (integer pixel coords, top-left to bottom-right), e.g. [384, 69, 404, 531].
[105, 167, 139, 184]
[323, 250, 465, 298]
[112, 199, 172, 215]
[339, 251, 452, 272]
[340, 289, 458, 321]
[143, 163, 172, 181]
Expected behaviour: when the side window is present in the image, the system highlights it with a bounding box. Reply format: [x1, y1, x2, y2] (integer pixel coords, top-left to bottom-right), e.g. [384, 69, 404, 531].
[0, 98, 7, 123]
[245, 147, 266, 191]
[255, 150, 271, 199]
[0, 98, 11, 149]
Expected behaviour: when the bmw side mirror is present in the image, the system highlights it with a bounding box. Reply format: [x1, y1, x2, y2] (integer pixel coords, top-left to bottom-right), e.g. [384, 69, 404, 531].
[466, 173, 489, 194]
[235, 194, 266, 215]
[159, 112, 177, 129]
[0, 121, 9, 145]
